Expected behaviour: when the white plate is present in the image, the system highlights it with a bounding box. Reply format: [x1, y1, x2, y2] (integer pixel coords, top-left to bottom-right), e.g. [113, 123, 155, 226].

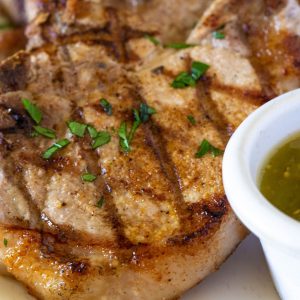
[0, 235, 280, 300]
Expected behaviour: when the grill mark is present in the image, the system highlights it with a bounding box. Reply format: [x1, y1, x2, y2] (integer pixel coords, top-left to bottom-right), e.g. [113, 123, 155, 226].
[105, 7, 127, 62]
[209, 78, 268, 105]
[2, 162, 42, 230]
[62, 43, 129, 247]
[29, 6, 156, 62]
[142, 121, 193, 230]
[167, 195, 228, 245]
[196, 77, 234, 138]
[247, 57, 278, 102]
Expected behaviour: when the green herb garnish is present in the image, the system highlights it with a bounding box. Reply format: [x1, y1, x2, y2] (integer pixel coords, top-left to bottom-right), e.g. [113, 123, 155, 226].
[42, 139, 70, 159]
[128, 109, 141, 142]
[144, 34, 160, 45]
[171, 61, 210, 89]
[165, 43, 196, 49]
[81, 173, 97, 182]
[139, 103, 156, 123]
[212, 31, 225, 39]
[87, 125, 98, 139]
[100, 98, 112, 116]
[33, 126, 56, 139]
[22, 98, 42, 124]
[97, 196, 105, 208]
[118, 105, 155, 152]
[195, 139, 223, 158]
[3, 238, 8, 247]
[118, 122, 131, 152]
[171, 72, 196, 88]
[92, 131, 111, 149]
[191, 61, 210, 80]
[68, 121, 87, 138]
[187, 115, 196, 125]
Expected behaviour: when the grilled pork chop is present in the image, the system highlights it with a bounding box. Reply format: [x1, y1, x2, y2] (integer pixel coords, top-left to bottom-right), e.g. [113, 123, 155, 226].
[0, 0, 298, 299]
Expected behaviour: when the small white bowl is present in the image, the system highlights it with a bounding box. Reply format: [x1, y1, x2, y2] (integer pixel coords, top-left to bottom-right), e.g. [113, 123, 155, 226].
[223, 89, 300, 300]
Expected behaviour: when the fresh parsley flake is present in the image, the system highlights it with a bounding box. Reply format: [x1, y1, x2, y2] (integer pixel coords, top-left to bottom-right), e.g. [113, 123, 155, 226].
[118, 122, 130, 152]
[81, 173, 97, 182]
[3, 238, 8, 247]
[139, 103, 156, 123]
[187, 115, 196, 125]
[144, 34, 160, 45]
[212, 31, 225, 39]
[33, 126, 56, 139]
[118, 105, 155, 152]
[165, 43, 196, 49]
[100, 98, 112, 116]
[195, 139, 223, 158]
[171, 72, 196, 88]
[22, 98, 42, 124]
[87, 125, 98, 139]
[42, 139, 70, 159]
[92, 131, 111, 149]
[171, 61, 209, 89]
[191, 61, 210, 80]
[97, 196, 105, 208]
[128, 109, 141, 142]
[68, 121, 87, 137]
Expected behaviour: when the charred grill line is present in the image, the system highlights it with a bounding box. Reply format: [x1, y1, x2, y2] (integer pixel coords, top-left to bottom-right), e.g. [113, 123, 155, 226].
[142, 121, 193, 231]
[2, 162, 42, 230]
[167, 195, 228, 245]
[61, 41, 130, 247]
[196, 77, 234, 139]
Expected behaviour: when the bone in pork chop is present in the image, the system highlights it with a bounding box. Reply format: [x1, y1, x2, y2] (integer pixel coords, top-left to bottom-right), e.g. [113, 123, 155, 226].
[0, 0, 299, 299]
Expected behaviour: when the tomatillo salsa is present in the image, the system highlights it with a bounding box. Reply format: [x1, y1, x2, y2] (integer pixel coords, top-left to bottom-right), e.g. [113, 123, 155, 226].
[260, 134, 300, 221]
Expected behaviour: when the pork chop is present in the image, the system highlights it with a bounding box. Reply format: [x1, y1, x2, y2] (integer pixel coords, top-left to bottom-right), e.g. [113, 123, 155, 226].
[0, 0, 298, 299]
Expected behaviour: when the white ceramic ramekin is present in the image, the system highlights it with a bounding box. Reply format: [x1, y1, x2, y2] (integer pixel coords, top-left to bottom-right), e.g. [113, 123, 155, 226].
[223, 89, 300, 300]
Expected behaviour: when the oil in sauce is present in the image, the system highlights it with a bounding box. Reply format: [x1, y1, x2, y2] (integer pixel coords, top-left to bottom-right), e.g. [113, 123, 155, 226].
[260, 134, 300, 221]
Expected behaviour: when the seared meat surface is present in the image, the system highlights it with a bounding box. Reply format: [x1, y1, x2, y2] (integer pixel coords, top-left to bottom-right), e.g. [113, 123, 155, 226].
[0, 0, 299, 299]
[188, 0, 300, 129]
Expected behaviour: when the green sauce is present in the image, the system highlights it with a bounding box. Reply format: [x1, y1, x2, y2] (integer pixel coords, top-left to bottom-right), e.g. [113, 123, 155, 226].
[260, 134, 300, 221]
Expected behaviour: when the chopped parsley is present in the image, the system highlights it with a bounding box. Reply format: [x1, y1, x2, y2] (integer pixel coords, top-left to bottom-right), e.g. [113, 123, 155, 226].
[118, 121, 131, 152]
[191, 61, 210, 80]
[128, 109, 141, 142]
[22, 98, 42, 124]
[118, 104, 156, 152]
[97, 196, 105, 208]
[42, 139, 70, 159]
[81, 173, 97, 182]
[165, 43, 196, 49]
[212, 31, 225, 39]
[92, 131, 111, 149]
[171, 61, 209, 89]
[195, 139, 223, 158]
[187, 115, 196, 125]
[144, 34, 160, 45]
[67, 121, 87, 138]
[139, 103, 156, 123]
[33, 126, 56, 139]
[172, 72, 196, 88]
[3, 238, 8, 247]
[100, 98, 112, 116]
[87, 125, 98, 139]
